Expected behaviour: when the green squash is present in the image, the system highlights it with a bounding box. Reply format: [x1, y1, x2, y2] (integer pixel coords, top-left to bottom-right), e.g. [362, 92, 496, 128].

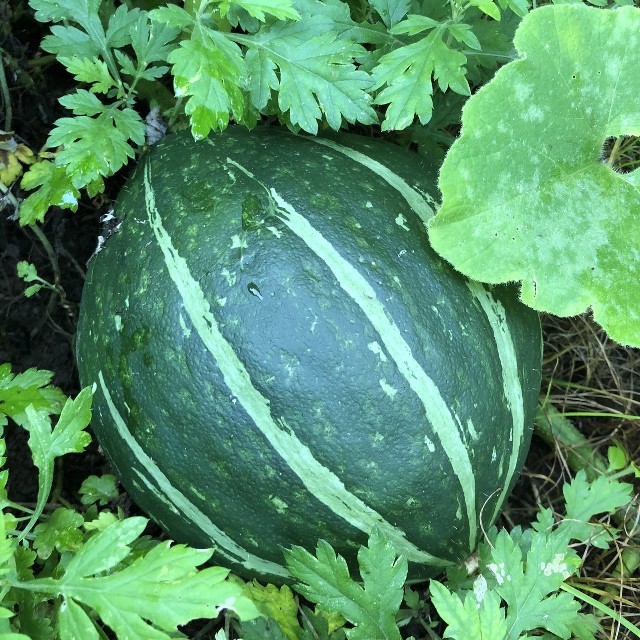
[76, 127, 542, 583]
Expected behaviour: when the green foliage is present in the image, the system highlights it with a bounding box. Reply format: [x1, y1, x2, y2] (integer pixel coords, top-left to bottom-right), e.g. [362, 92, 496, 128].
[430, 3, 640, 347]
[282, 473, 635, 640]
[0, 364, 260, 639]
[285, 527, 408, 639]
[19, 0, 527, 224]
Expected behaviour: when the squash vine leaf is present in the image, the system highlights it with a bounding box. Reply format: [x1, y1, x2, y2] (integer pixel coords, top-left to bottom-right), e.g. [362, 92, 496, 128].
[429, 4, 640, 347]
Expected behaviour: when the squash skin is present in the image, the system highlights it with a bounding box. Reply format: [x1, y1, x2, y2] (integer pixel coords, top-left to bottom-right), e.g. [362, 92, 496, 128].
[76, 127, 542, 582]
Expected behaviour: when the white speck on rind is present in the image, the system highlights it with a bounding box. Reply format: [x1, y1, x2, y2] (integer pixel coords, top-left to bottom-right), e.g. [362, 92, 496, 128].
[124, 297, 130, 309]
[523, 105, 544, 122]
[179, 314, 192, 338]
[269, 495, 289, 514]
[221, 268, 236, 286]
[216, 297, 227, 307]
[267, 226, 282, 238]
[395, 214, 410, 230]
[231, 235, 248, 250]
[114, 314, 122, 331]
[424, 436, 436, 453]
[365, 201, 373, 208]
[466, 419, 478, 441]
[368, 341, 388, 362]
[91, 382, 97, 393]
[491, 447, 497, 462]
[379, 378, 397, 399]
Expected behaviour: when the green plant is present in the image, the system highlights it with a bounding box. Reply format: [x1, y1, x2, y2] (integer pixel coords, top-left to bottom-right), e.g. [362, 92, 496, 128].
[229, 470, 637, 639]
[0, 364, 260, 639]
[5, 0, 639, 637]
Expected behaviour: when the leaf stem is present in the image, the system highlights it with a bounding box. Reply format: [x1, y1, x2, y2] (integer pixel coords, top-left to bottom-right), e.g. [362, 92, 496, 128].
[0, 49, 12, 131]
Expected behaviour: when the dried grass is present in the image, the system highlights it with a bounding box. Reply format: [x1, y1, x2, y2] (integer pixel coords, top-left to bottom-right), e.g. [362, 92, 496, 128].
[509, 313, 640, 639]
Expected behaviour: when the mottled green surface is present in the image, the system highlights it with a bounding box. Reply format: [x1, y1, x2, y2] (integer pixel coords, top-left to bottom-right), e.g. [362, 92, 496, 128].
[76, 126, 542, 582]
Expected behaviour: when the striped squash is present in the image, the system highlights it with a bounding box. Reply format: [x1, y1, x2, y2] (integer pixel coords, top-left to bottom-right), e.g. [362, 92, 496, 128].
[76, 127, 542, 582]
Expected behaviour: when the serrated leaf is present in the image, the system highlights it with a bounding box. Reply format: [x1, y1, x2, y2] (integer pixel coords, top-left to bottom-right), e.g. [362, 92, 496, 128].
[559, 470, 632, 548]
[429, 4, 640, 346]
[29, 0, 100, 23]
[486, 528, 587, 639]
[286, 529, 406, 640]
[369, 0, 410, 28]
[373, 27, 469, 130]
[58, 599, 100, 640]
[58, 89, 107, 116]
[79, 474, 118, 506]
[0, 364, 65, 426]
[128, 13, 180, 67]
[19, 161, 80, 224]
[57, 57, 116, 94]
[149, 5, 195, 30]
[16, 261, 38, 283]
[220, 0, 301, 22]
[33, 508, 84, 559]
[168, 30, 246, 138]
[246, 18, 376, 133]
[430, 579, 507, 640]
[242, 582, 303, 640]
[105, 4, 141, 48]
[47, 112, 140, 187]
[41, 25, 102, 58]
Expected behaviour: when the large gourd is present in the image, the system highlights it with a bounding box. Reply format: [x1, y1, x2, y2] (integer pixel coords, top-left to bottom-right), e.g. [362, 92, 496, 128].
[76, 127, 542, 583]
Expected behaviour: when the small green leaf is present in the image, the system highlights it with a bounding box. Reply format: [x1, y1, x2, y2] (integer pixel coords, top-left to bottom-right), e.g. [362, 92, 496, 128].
[0, 364, 65, 426]
[560, 470, 632, 548]
[219, 0, 301, 22]
[33, 508, 84, 559]
[16, 261, 39, 283]
[168, 29, 246, 138]
[430, 578, 507, 640]
[373, 27, 469, 130]
[105, 4, 142, 48]
[79, 474, 119, 506]
[430, 4, 640, 347]
[246, 18, 376, 133]
[41, 25, 101, 58]
[369, 0, 410, 28]
[19, 161, 80, 224]
[58, 89, 107, 116]
[606, 444, 627, 471]
[242, 582, 303, 640]
[149, 5, 195, 30]
[57, 57, 117, 94]
[286, 528, 406, 640]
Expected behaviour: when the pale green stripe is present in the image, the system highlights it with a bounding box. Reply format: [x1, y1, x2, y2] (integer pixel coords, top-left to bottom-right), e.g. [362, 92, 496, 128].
[305, 136, 435, 226]
[466, 282, 526, 525]
[270, 187, 478, 550]
[97, 371, 290, 579]
[142, 162, 450, 567]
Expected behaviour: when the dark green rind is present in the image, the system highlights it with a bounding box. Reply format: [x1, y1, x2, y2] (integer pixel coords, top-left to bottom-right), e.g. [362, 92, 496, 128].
[76, 126, 542, 582]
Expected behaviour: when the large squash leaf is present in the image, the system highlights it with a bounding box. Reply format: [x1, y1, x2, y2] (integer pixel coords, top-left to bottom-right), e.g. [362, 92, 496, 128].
[429, 5, 640, 346]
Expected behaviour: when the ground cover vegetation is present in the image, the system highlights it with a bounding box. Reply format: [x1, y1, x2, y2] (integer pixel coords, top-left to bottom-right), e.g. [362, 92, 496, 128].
[0, 0, 638, 638]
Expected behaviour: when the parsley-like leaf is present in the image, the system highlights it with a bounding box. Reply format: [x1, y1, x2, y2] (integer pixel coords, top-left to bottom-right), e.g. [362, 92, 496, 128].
[244, 17, 376, 133]
[168, 28, 246, 139]
[430, 579, 507, 640]
[19, 161, 80, 224]
[219, 0, 301, 22]
[0, 364, 65, 428]
[286, 528, 407, 639]
[57, 56, 116, 94]
[46, 106, 145, 187]
[373, 23, 469, 130]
